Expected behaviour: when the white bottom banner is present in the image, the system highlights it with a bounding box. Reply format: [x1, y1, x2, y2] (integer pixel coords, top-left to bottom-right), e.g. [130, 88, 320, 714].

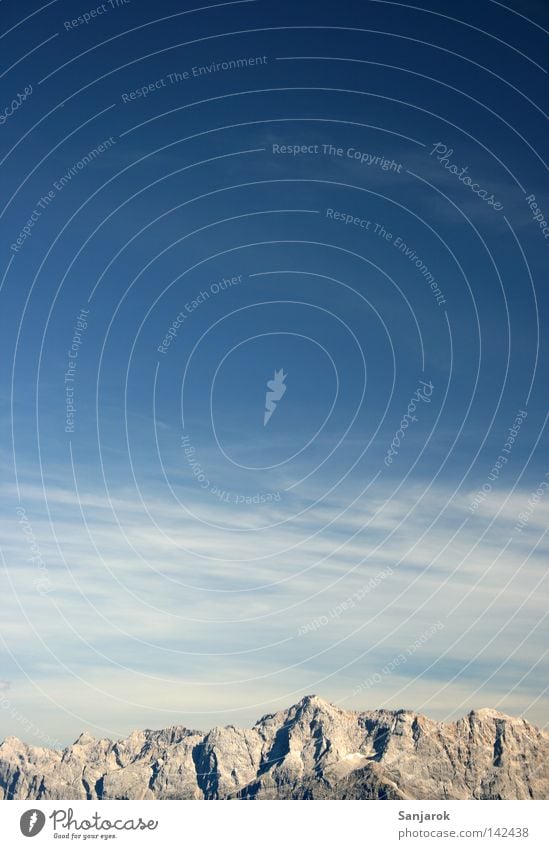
[0, 800, 547, 848]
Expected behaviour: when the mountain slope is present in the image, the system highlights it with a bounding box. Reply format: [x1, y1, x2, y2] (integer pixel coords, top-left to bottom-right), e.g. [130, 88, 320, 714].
[1, 696, 547, 800]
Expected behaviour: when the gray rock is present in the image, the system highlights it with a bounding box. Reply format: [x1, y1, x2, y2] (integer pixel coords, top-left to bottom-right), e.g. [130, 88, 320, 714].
[1, 696, 547, 800]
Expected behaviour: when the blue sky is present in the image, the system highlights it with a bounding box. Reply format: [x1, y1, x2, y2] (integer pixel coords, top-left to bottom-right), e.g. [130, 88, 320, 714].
[0, 0, 548, 745]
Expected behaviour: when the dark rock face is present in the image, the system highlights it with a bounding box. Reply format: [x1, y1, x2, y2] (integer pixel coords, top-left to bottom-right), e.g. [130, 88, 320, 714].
[1, 697, 547, 800]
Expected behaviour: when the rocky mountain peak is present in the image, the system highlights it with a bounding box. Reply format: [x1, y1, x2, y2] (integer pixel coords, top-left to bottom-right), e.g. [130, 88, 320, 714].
[1, 698, 547, 800]
[73, 731, 96, 746]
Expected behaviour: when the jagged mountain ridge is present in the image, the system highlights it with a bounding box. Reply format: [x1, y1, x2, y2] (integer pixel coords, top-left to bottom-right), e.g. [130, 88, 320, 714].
[1, 696, 547, 800]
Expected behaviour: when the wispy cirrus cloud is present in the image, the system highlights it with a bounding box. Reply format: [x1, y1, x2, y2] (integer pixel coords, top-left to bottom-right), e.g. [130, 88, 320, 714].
[1, 470, 547, 743]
